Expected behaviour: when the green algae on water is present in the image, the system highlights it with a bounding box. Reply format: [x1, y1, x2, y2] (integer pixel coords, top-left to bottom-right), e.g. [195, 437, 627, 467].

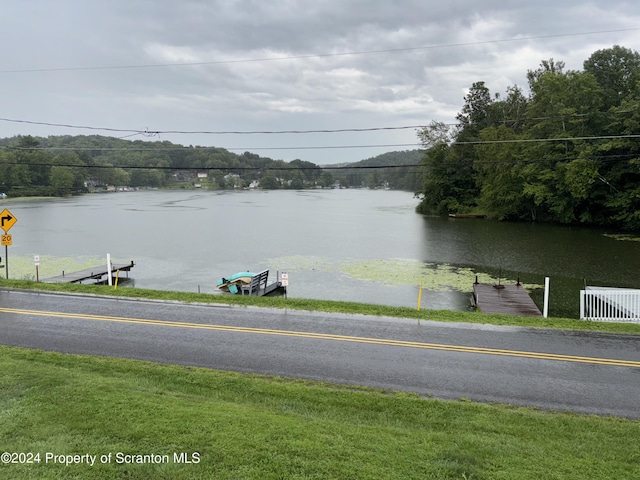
[262, 255, 541, 293]
[603, 233, 640, 242]
[5, 255, 128, 281]
[341, 259, 499, 292]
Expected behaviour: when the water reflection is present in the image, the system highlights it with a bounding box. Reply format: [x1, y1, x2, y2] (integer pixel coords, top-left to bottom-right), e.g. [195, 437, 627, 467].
[5, 189, 640, 318]
[418, 215, 640, 317]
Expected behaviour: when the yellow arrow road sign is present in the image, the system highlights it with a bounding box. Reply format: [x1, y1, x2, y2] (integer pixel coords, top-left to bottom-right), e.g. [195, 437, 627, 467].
[0, 208, 17, 233]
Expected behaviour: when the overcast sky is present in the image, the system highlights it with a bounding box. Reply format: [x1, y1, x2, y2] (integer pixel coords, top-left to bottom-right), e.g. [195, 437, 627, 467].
[1, 1, 639, 165]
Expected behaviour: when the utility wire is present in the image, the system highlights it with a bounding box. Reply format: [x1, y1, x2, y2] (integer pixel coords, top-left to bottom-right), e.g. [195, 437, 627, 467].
[454, 134, 640, 145]
[0, 143, 423, 152]
[1, 109, 637, 137]
[1, 27, 639, 74]
[2, 133, 639, 153]
[0, 117, 428, 135]
[0, 154, 635, 171]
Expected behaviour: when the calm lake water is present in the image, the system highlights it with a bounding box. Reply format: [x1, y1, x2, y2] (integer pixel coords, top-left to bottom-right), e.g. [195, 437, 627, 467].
[4, 189, 640, 318]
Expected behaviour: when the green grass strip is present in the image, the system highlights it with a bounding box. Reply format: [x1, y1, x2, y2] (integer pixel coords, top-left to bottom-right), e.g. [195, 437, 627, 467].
[3, 279, 640, 334]
[1, 345, 639, 479]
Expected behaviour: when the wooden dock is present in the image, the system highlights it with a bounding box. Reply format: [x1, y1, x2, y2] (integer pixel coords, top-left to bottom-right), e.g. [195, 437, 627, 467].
[473, 283, 542, 317]
[41, 261, 135, 284]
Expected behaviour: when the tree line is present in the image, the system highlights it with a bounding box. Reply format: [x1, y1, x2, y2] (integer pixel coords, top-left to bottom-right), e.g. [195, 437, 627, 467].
[416, 45, 640, 231]
[0, 134, 422, 195]
[331, 150, 424, 191]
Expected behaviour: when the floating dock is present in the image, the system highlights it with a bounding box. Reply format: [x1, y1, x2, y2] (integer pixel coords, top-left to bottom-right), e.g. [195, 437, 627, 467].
[41, 261, 135, 284]
[473, 283, 542, 317]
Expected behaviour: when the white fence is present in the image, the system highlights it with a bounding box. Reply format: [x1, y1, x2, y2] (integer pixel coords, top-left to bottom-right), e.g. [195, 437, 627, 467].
[580, 287, 640, 322]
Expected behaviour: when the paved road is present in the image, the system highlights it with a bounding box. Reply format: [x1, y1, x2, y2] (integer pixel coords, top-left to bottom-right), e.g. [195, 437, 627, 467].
[2, 289, 640, 418]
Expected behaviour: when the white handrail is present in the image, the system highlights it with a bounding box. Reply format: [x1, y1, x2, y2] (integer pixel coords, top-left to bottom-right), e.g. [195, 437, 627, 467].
[580, 288, 640, 322]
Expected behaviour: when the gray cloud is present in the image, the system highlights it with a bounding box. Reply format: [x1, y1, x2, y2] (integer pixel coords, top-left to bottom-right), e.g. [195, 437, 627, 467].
[1, 0, 640, 164]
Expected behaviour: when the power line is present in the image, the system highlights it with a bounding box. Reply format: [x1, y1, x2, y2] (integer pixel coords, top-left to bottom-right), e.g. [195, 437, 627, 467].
[0, 117, 428, 135]
[0, 154, 635, 172]
[0, 161, 417, 171]
[0, 143, 424, 152]
[454, 134, 640, 145]
[2, 108, 638, 138]
[2, 27, 639, 74]
[2, 133, 639, 154]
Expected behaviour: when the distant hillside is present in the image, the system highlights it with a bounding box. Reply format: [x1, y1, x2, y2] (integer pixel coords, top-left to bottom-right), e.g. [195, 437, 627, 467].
[343, 150, 424, 168]
[325, 150, 424, 191]
[0, 135, 424, 194]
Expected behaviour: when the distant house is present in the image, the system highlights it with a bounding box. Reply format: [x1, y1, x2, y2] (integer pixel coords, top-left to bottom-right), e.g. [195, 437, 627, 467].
[224, 173, 243, 189]
[172, 171, 191, 182]
[197, 172, 208, 179]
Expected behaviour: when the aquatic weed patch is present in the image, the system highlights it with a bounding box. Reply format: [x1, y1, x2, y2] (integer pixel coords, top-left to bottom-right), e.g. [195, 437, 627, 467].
[340, 259, 542, 292]
[6, 255, 129, 281]
[261, 255, 542, 293]
[603, 233, 640, 242]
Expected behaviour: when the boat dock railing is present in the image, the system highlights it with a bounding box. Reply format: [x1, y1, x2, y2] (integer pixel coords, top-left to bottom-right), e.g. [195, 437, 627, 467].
[580, 287, 640, 322]
[240, 269, 283, 296]
[241, 270, 270, 295]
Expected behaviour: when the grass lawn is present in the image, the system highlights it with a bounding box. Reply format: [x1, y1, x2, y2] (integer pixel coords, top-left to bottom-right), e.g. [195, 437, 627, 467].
[2, 281, 640, 478]
[1, 345, 639, 480]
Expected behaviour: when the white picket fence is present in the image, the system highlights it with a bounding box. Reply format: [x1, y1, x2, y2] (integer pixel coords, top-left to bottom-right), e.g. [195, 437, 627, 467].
[580, 287, 640, 322]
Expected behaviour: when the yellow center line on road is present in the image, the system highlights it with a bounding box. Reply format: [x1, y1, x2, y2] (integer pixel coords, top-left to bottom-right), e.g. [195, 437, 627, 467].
[2, 307, 640, 368]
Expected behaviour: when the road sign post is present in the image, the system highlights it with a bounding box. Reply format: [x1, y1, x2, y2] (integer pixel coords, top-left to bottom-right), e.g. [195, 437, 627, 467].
[34, 255, 40, 282]
[1, 208, 17, 279]
[281, 272, 289, 299]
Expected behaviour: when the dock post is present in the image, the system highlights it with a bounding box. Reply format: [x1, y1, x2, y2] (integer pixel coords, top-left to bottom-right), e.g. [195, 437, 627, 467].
[107, 253, 113, 286]
[543, 277, 550, 318]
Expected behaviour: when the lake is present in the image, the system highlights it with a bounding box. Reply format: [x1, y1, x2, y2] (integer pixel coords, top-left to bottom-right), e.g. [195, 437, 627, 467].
[4, 189, 640, 318]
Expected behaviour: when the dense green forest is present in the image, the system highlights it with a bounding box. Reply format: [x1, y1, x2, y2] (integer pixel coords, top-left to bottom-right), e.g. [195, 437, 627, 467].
[416, 45, 640, 231]
[0, 135, 421, 195]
